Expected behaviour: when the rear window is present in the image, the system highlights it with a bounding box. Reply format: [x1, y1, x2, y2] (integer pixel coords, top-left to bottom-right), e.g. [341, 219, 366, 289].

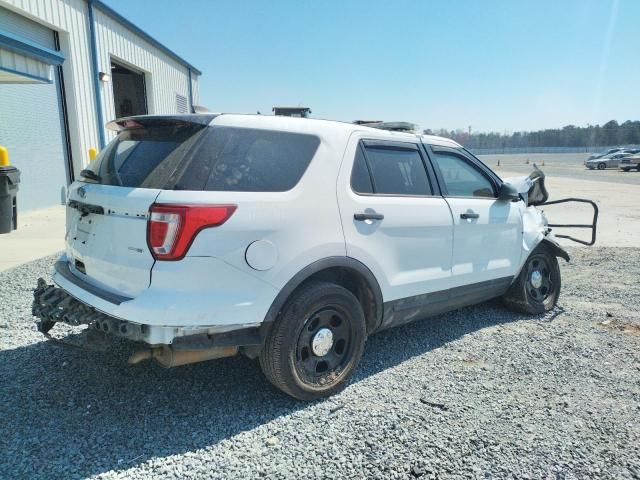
[84, 124, 320, 191]
[362, 145, 432, 196]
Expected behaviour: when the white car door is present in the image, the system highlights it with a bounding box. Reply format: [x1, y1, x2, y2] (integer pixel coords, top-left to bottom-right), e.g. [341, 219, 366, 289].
[427, 146, 523, 293]
[337, 135, 454, 329]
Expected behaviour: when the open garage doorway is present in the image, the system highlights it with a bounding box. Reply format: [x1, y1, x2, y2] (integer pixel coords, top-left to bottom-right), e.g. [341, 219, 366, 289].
[111, 60, 147, 118]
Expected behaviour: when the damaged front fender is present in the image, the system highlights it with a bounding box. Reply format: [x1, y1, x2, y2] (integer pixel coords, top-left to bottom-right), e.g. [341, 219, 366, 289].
[540, 237, 570, 262]
[521, 203, 570, 266]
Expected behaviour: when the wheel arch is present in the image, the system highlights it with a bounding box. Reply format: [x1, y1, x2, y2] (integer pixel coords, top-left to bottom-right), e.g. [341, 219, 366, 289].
[539, 237, 570, 262]
[513, 236, 569, 285]
[263, 257, 384, 335]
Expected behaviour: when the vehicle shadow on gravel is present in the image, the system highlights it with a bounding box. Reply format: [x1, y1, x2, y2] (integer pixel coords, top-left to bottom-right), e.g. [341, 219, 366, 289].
[0, 300, 538, 478]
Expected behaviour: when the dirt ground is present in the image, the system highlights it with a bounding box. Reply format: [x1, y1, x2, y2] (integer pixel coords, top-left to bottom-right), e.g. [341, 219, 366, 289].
[481, 153, 640, 185]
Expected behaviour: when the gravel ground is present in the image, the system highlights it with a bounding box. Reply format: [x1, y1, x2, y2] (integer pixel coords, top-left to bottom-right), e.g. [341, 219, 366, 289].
[1, 248, 639, 479]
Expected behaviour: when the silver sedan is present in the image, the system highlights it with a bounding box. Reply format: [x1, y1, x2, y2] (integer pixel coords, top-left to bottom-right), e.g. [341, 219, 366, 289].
[586, 152, 633, 170]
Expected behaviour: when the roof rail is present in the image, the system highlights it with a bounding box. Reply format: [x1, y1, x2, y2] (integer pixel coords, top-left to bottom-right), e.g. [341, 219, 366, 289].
[357, 121, 418, 133]
[272, 107, 312, 117]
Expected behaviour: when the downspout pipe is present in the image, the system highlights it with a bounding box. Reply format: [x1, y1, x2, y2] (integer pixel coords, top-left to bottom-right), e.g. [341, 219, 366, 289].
[87, 0, 106, 149]
[187, 67, 194, 113]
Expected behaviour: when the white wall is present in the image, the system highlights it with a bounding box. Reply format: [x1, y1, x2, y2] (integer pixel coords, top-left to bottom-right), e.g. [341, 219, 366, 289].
[93, 7, 198, 142]
[0, 0, 199, 176]
[191, 71, 199, 107]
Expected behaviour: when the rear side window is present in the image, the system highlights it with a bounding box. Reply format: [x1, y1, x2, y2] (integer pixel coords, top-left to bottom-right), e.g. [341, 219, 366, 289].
[177, 127, 320, 192]
[87, 123, 206, 188]
[84, 125, 320, 192]
[350, 146, 374, 194]
[355, 144, 431, 196]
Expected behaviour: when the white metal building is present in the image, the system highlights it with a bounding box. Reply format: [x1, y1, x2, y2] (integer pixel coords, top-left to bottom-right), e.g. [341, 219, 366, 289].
[0, 0, 201, 211]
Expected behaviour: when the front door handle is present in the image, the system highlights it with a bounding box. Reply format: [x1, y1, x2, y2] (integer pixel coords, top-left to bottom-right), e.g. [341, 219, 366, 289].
[354, 212, 384, 221]
[460, 212, 479, 220]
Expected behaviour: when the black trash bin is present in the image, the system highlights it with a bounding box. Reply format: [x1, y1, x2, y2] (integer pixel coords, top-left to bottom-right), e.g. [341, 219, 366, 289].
[0, 165, 20, 234]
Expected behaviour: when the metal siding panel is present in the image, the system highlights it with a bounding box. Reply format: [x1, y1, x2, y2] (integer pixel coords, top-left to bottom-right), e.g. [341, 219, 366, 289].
[93, 7, 193, 117]
[0, 5, 54, 47]
[191, 74, 199, 105]
[0, 49, 52, 81]
[0, 0, 199, 172]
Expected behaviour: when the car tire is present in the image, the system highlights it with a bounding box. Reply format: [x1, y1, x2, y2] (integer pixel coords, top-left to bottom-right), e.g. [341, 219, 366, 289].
[597, 163, 606, 170]
[259, 281, 367, 401]
[503, 244, 561, 315]
[637, 166, 640, 172]
[622, 168, 630, 172]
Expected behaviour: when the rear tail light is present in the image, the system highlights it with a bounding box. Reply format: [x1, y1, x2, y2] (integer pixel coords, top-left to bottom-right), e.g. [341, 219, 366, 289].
[147, 204, 237, 260]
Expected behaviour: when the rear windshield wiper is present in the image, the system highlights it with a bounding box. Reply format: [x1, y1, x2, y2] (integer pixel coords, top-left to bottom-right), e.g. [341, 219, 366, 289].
[80, 169, 102, 183]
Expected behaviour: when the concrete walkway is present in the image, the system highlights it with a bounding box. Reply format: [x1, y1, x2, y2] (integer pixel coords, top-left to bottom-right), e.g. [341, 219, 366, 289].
[0, 205, 65, 272]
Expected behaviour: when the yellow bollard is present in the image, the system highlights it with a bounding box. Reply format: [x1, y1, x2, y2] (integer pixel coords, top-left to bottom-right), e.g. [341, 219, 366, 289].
[88, 147, 98, 161]
[0, 146, 9, 167]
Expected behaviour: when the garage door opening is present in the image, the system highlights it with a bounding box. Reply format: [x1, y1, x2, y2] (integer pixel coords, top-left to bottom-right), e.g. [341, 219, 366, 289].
[111, 60, 147, 118]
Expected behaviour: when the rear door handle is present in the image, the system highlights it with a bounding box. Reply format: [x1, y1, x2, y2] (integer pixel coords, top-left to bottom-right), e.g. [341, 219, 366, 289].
[460, 212, 479, 219]
[354, 212, 384, 221]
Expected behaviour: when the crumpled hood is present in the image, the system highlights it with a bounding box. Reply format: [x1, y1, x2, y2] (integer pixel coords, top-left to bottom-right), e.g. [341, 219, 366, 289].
[503, 165, 549, 206]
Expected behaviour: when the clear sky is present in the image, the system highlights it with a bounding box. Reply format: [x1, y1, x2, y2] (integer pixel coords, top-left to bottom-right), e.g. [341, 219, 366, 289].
[104, 0, 639, 133]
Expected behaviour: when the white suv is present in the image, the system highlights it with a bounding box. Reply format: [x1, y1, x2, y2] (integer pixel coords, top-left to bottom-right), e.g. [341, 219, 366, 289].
[33, 114, 568, 400]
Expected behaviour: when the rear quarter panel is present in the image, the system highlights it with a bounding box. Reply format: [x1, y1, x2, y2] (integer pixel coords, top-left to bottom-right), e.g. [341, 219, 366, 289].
[154, 115, 352, 294]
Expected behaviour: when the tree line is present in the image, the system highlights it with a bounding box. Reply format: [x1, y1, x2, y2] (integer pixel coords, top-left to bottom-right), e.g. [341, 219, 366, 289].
[423, 120, 640, 150]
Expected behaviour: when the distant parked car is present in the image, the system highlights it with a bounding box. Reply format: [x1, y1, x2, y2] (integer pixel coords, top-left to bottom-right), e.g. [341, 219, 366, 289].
[619, 155, 640, 172]
[586, 152, 633, 170]
[587, 148, 625, 160]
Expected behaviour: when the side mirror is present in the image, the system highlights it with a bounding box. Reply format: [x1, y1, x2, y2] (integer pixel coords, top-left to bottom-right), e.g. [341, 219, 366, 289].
[498, 182, 520, 201]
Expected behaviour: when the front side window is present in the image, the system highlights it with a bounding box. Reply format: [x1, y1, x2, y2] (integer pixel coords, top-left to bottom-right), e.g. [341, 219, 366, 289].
[432, 151, 496, 198]
[351, 143, 431, 196]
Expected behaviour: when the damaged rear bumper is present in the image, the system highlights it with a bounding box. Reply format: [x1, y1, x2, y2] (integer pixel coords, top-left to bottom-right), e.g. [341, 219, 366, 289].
[33, 278, 146, 340]
[32, 279, 264, 350]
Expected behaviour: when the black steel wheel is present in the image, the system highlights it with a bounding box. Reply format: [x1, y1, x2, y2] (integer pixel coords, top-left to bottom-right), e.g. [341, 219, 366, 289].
[524, 255, 554, 304]
[503, 245, 561, 314]
[260, 281, 366, 400]
[294, 307, 355, 386]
